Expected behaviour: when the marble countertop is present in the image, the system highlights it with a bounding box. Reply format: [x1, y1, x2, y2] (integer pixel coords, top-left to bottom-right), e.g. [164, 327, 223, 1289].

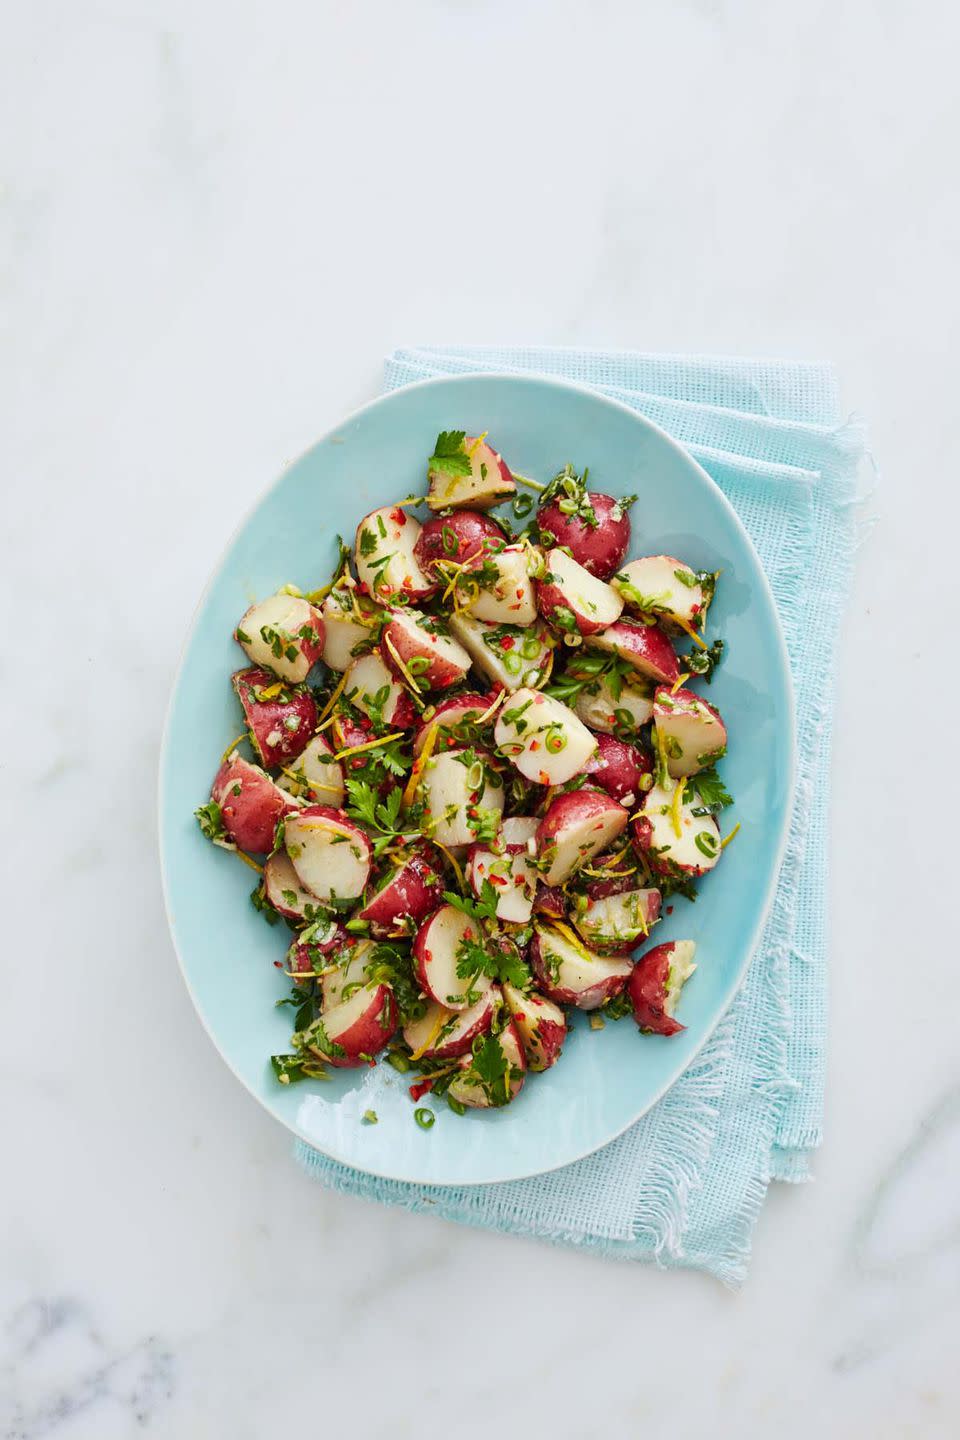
[3, 1, 958, 1436]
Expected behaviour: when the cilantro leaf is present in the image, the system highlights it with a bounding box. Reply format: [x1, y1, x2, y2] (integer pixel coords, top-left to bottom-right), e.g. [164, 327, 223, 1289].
[429, 430, 472, 480]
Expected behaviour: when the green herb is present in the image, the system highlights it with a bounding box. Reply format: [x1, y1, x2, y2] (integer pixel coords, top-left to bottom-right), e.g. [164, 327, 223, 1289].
[537, 463, 598, 529]
[358, 527, 378, 557]
[194, 800, 230, 845]
[386, 1050, 411, 1073]
[362, 1109, 378, 1124]
[250, 884, 281, 926]
[470, 1031, 511, 1106]
[236, 627, 251, 645]
[512, 493, 534, 518]
[414, 1106, 436, 1129]
[271, 1053, 328, 1084]
[549, 605, 578, 635]
[304, 1017, 346, 1060]
[443, 880, 500, 925]
[684, 637, 724, 681]
[687, 767, 733, 812]
[428, 431, 472, 480]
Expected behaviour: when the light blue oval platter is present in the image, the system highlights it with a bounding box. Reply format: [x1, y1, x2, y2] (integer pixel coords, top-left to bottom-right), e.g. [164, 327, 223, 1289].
[159, 373, 794, 1186]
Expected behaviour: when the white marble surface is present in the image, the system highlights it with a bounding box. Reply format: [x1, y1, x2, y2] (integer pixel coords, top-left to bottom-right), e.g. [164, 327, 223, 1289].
[3, 1, 959, 1435]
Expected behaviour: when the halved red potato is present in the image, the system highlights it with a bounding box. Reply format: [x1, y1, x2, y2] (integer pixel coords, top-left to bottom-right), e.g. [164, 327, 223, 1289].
[653, 686, 727, 777]
[211, 754, 298, 853]
[535, 788, 628, 884]
[262, 850, 329, 922]
[413, 903, 493, 1010]
[355, 844, 444, 936]
[613, 555, 709, 631]
[463, 544, 537, 626]
[629, 940, 697, 1036]
[530, 924, 632, 1010]
[573, 674, 655, 735]
[277, 732, 345, 806]
[320, 586, 377, 672]
[414, 510, 505, 575]
[537, 491, 631, 580]
[412, 692, 500, 756]
[382, 608, 472, 691]
[426, 434, 515, 511]
[448, 613, 553, 691]
[319, 939, 373, 1008]
[447, 1017, 526, 1108]
[343, 652, 418, 729]
[466, 816, 540, 924]
[402, 989, 498, 1060]
[502, 983, 567, 1071]
[536, 548, 624, 638]
[305, 982, 397, 1067]
[587, 618, 680, 686]
[631, 782, 721, 878]
[419, 748, 505, 849]
[232, 668, 317, 769]
[354, 506, 436, 602]
[235, 594, 325, 684]
[572, 887, 661, 954]
[583, 732, 654, 807]
[284, 805, 373, 901]
[287, 917, 351, 976]
[533, 884, 568, 921]
[494, 688, 597, 786]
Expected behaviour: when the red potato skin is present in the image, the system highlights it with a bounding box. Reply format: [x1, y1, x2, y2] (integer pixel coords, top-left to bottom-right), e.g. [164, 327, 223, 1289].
[357, 846, 445, 935]
[211, 755, 298, 854]
[595, 619, 680, 685]
[529, 931, 630, 1009]
[629, 944, 684, 1036]
[368, 648, 420, 728]
[426, 998, 496, 1060]
[534, 885, 568, 920]
[535, 788, 628, 863]
[381, 616, 468, 691]
[582, 733, 654, 806]
[414, 511, 505, 576]
[287, 925, 351, 974]
[507, 990, 567, 1070]
[316, 986, 399, 1067]
[232, 668, 317, 768]
[535, 576, 609, 637]
[537, 493, 630, 580]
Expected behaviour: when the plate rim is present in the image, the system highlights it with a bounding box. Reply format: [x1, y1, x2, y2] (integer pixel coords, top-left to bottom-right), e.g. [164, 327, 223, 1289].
[158, 370, 796, 1185]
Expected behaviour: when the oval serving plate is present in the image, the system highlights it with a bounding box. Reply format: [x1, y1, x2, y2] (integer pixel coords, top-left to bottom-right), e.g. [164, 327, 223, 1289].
[160, 373, 794, 1186]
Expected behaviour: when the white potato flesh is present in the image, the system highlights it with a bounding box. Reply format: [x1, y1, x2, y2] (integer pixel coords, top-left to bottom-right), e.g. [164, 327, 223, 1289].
[502, 983, 567, 1071]
[467, 841, 538, 924]
[448, 613, 553, 691]
[343, 652, 409, 726]
[574, 889, 661, 951]
[320, 589, 371, 672]
[638, 782, 721, 874]
[493, 688, 597, 785]
[533, 925, 632, 1009]
[543, 548, 623, 631]
[402, 990, 496, 1058]
[354, 507, 434, 600]
[427, 437, 515, 511]
[466, 545, 538, 626]
[420, 748, 505, 849]
[284, 811, 372, 900]
[384, 608, 471, 686]
[654, 688, 727, 777]
[574, 675, 655, 735]
[320, 942, 373, 1009]
[417, 905, 493, 1010]
[448, 1020, 526, 1107]
[501, 816, 540, 846]
[279, 733, 345, 805]
[537, 799, 627, 885]
[663, 940, 697, 1017]
[262, 851, 322, 920]
[613, 555, 706, 628]
[236, 594, 321, 683]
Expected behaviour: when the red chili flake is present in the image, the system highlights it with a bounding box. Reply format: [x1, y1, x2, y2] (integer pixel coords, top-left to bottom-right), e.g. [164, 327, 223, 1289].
[463, 927, 474, 941]
[515, 589, 524, 600]
[409, 1078, 434, 1101]
[391, 507, 407, 527]
[666, 905, 674, 915]
[530, 740, 540, 751]
[273, 960, 283, 969]
[500, 636, 515, 650]
[489, 874, 507, 888]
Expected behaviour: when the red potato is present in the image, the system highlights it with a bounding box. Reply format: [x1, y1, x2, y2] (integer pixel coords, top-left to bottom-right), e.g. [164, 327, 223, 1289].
[583, 733, 654, 807]
[629, 940, 697, 1036]
[535, 788, 628, 885]
[463, 544, 537, 626]
[448, 613, 553, 691]
[414, 903, 494, 1011]
[306, 983, 397, 1067]
[412, 692, 500, 756]
[402, 989, 498, 1060]
[278, 732, 345, 806]
[530, 924, 632, 1010]
[235, 594, 326, 684]
[232, 668, 317, 769]
[262, 850, 329, 922]
[537, 491, 631, 580]
[319, 939, 373, 1008]
[211, 754, 298, 854]
[493, 688, 597, 786]
[426, 435, 515, 511]
[286, 918, 351, 976]
[502, 983, 567, 1071]
[343, 652, 418, 730]
[382, 608, 472, 691]
[466, 816, 540, 924]
[355, 844, 444, 936]
[419, 747, 505, 849]
[653, 686, 727, 777]
[414, 510, 505, 575]
[587, 618, 680, 686]
[284, 805, 373, 901]
[320, 586, 376, 672]
[573, 674, 655, 736]
[573, 887, 662, 954]
[631, 782, 722, 878]
[447, 1018, 527, 1108]
[536, 548, 624, 638]
[534, 884, 568, 921]
[354, 506, 436, 602]
[613, 555, 709, 631]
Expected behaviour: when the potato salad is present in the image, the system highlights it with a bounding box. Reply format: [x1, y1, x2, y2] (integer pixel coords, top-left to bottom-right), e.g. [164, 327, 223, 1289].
[195, 431, 737, 1118]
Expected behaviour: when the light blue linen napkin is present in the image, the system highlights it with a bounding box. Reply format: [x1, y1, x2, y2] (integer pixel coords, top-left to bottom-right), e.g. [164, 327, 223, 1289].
[297, 346, 865, 1286]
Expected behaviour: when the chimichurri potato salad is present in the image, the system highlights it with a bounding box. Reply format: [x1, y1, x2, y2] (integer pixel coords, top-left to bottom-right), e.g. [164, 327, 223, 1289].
[195, 431, 738, 1119]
